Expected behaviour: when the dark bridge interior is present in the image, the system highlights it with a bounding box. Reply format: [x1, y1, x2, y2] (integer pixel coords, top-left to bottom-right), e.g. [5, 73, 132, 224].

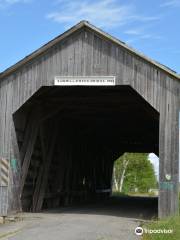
[13, 85, 159, 212]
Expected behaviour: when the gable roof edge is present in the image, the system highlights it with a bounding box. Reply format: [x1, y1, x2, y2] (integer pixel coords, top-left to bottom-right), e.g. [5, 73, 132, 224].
[84, 22, 179, 80]
[0, 21, 85, 79]
[0, 20, 179, 80]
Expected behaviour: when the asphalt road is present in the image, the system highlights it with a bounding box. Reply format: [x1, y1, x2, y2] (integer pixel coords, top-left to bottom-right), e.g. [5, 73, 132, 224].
[1, 196, 158, 240]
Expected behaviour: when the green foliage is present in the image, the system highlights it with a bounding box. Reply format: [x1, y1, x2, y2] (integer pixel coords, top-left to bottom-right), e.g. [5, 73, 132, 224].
[142, 194, 180, 240]
[113, 153, 157, 193]
[142, 216, 180, 240]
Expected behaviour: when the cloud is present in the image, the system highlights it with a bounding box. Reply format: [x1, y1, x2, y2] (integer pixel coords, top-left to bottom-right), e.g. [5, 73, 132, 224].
[160, 0, 180, 7]
[124, 29, 143, 35]
[125, 28, 162, 44]
[47, 0, 160, 30]
[124, 28, 145, 42]
[0, 0, 30, 8]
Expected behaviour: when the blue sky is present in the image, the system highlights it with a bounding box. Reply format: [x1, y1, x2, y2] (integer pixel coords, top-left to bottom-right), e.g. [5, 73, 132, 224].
[0, 0, 180, 180]
[0, 0, 180, 73]
[0, 0, 179, 180]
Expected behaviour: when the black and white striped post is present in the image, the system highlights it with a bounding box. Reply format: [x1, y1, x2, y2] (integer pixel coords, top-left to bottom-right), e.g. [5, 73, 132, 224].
[0, 158, 9, 216]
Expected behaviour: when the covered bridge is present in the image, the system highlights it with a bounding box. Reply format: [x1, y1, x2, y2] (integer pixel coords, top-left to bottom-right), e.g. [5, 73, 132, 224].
[0, 21, 179, 218]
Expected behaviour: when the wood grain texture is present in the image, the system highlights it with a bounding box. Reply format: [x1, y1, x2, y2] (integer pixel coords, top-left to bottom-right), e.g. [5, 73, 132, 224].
[0, 26, 179, 218]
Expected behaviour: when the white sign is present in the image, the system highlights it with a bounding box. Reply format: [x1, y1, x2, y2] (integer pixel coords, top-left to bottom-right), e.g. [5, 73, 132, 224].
[54, 76, 116, 86]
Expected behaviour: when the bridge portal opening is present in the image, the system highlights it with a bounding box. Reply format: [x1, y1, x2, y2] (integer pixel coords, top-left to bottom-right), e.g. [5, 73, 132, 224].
[13, 85, 159, 213]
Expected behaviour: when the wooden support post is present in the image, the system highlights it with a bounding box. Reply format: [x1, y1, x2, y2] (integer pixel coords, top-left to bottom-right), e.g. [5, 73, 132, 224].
[20, 108, 40, 164]
[55, 145, 66, 207]
[20, 108, 40, 192]
[32, 161, 44, 212]
[159, 93, 179, 218]
[32, 122, 58, 212]
[32, 124, 49, 211]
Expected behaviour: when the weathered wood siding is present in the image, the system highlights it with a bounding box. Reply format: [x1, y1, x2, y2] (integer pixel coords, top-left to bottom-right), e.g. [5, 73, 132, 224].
[0, 27, 179, 217]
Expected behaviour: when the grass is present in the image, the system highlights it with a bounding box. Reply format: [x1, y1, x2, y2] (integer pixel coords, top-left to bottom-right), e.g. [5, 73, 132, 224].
[142, 216, 180, 240]
[113, 191, 180, 240]
[142, 193, 180, 240]
[112, 191, 157, 197]
[112, 191, 127, 197]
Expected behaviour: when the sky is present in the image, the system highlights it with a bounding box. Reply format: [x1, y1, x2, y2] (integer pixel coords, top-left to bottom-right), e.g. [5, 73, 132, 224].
[0, 0, 179, 180]
[0, 0, 180, 73]
[148, 153, 159, 180]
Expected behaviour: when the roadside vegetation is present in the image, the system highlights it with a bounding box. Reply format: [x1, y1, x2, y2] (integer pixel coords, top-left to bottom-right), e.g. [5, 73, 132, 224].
[112, 153, 180, 240]
[142, 194, 180, 240]
[142, 216, 180, 240]
[112, 153, 157, 195]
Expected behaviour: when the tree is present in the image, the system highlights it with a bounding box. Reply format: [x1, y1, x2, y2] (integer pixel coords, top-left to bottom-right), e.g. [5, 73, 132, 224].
[113, 153, 157, 193]
[113, 153, 129, 192]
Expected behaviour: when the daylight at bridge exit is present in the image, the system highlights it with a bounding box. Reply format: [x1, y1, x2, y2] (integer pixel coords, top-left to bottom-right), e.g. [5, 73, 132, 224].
[0, 0, 180, 240]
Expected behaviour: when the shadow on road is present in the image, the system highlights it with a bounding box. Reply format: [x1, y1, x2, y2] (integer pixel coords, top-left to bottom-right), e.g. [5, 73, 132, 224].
[43, 195, 158, 220]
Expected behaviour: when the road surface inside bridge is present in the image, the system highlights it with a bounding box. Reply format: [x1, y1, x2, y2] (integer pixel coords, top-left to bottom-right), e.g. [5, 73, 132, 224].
[1, 196, 157, 240]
